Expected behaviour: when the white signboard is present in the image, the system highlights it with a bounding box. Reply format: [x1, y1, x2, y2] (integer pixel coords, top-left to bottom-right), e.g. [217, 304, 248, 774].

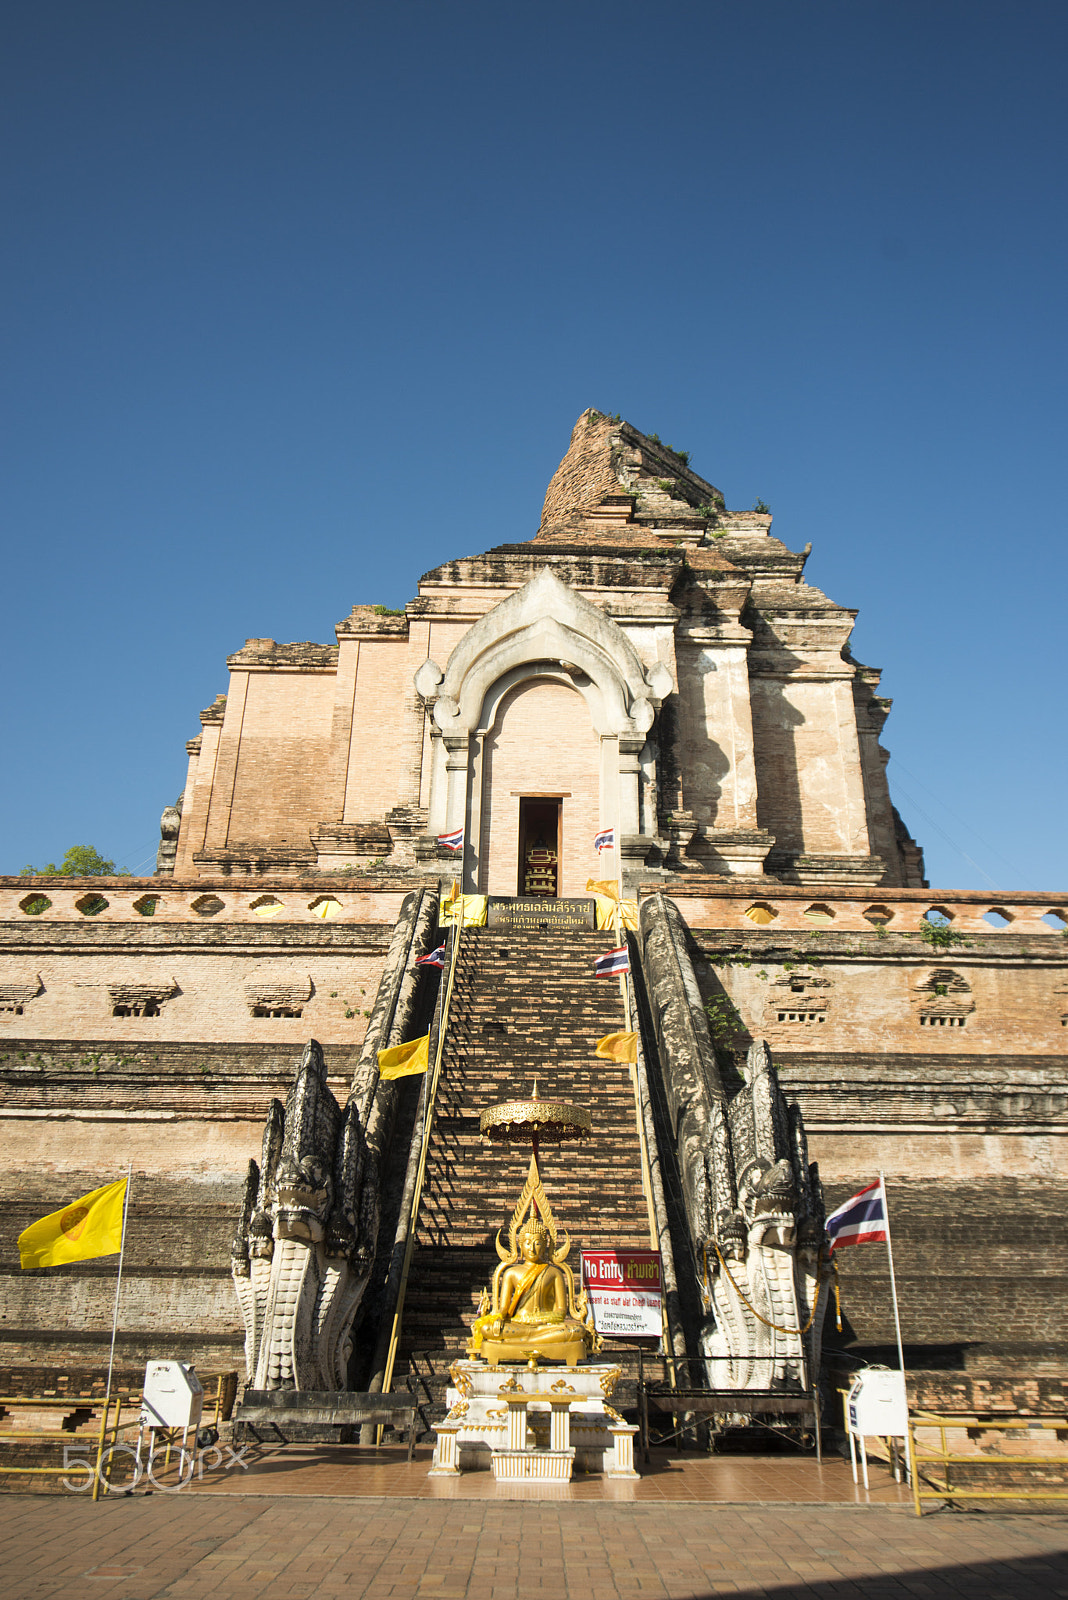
[581, 1250, 662, 1337]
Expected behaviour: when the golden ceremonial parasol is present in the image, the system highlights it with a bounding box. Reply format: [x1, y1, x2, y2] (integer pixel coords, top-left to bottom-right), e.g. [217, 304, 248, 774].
[480, 1080, 591, 1214]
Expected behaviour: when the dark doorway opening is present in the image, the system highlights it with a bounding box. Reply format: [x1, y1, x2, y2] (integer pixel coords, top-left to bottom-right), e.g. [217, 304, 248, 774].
[518, 798, 562, 897]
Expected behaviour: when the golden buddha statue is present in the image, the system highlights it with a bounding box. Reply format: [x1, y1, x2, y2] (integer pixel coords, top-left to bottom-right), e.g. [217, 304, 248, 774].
[468, 1155, 599, 1367]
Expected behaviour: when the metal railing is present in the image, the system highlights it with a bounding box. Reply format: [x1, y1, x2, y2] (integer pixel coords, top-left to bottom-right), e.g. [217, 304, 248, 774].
[0, 1374, 234, 1498]
[636, 1353, 823, 1462]
[908, 1411, 1068, 1515]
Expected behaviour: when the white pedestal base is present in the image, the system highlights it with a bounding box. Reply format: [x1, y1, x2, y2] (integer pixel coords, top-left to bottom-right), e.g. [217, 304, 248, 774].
[491, 1447, 575, 1482]
[430, 1361, 638, 1478]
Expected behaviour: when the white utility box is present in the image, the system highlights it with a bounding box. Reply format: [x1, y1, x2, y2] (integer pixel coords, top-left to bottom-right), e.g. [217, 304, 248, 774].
[847, 1367, 908, 1438]
[140, 1360, 204, 1432]
[845, 1367, 909, 1488]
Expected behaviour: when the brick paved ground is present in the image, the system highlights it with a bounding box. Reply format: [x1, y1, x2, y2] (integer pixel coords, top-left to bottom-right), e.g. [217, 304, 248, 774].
[3, 1492, 1067, 1599]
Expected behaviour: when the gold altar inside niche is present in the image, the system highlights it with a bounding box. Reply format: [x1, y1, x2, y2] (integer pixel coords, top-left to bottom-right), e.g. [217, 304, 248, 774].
[517, 797, 561, 897]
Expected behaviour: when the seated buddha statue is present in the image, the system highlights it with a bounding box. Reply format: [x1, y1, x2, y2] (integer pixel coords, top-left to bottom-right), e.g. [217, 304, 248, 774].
[468, 1213, 598, 1368]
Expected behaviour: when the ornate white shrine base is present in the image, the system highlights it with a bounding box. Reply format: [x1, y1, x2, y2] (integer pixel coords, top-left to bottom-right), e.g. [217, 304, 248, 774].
[429, 1361, 638, 1479]
[491, 1447, 576, 1482]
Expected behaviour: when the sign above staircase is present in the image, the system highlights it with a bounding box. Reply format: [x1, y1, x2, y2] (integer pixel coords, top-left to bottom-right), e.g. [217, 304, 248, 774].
[486, 897, 596, 930]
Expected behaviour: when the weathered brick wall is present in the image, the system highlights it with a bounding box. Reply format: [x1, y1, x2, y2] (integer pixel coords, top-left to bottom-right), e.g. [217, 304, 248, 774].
[0, 1037, 368, 1372]
[477, 678, 601, 898]
[341, 635, 422, 822]
[824, 1178, 1068, 1367]
[223, 669, 338, 845]
[0, 913, 393, 1046]
[538, 412, 621, 532]
[683, 923, 1068, 1180]
[2, 1172, 245, 1370]
[750, 676, 871, 856]
[0, 904, 393, 1378]
[674, 643, 760, 831]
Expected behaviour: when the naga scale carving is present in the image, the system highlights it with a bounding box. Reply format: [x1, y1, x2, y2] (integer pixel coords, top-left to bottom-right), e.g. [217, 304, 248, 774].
[231, 1040, 378, 1390]
[700, 1039, 828, 1389]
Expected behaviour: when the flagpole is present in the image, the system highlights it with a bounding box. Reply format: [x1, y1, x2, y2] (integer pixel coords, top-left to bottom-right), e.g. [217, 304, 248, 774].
[880, 1169, 912, 1482]
[879, 1170, 906, 1377]
[615, 830, 631, 1029]
[93, 1162, 133, 1501]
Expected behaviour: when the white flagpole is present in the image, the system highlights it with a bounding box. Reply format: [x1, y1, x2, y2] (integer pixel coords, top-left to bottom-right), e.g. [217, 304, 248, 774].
[93, 1162, 133, 1501]
[879, 1169, 912, 1481]
[879, 1170, 906, 1376]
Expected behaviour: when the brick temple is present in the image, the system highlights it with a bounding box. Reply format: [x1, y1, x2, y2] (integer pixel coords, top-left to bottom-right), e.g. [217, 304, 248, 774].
[2, 409, 1065, 1429]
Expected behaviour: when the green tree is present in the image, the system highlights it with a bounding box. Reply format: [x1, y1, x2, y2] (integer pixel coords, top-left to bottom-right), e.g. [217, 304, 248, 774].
[19, 845, 128, 878]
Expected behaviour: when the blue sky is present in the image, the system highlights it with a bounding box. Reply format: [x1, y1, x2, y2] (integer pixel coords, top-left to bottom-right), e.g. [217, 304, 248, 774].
[2, 1, 1065, 890]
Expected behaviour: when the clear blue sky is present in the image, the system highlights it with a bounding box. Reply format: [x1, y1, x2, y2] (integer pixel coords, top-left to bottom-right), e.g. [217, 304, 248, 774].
[2, 1, 1065, 891]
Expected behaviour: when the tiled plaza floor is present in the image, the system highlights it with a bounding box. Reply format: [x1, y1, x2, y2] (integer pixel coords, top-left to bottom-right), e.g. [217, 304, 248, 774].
[180, 1444, 914, 1506]
[3, 1486, 1067, 1599]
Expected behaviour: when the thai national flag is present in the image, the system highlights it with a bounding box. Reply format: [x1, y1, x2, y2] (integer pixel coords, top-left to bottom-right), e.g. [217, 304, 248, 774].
[437, 828, 464, 852]
[594, 826, 615, 852]
[416, 945, 446, 968]
[595, 945, 630, 977]
[825, 1178, 888, 1253]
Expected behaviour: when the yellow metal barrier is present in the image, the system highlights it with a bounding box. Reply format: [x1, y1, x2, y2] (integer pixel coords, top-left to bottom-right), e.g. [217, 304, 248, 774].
[0, 1374, 234, 1497]
[909, 1411, 1068, 1516]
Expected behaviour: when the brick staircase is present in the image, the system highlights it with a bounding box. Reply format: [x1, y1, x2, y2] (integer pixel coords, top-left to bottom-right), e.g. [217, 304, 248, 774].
[395, 926, 654, 1432]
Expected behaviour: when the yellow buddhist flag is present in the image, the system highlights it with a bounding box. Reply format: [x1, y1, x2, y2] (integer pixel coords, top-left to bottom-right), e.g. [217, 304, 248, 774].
[586, 878, 619, 901]
[595, 1031, 639, 1063]
[377, 1033, 430, 1081]
[18, 1179, 128, 1269]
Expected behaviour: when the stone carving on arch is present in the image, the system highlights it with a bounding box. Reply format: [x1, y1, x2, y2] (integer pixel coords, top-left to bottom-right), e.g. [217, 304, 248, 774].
[414, 568, 675, 880]
[414, 567, 673, 738]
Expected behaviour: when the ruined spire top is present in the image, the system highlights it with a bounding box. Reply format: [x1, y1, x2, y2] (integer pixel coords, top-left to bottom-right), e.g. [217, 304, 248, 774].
[536, 408, 724, 539]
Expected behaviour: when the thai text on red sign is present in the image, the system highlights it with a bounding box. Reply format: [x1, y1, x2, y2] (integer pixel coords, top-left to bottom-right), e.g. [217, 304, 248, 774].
[581, 1250, 662, 1336]
[582, 1250, 661, 1290]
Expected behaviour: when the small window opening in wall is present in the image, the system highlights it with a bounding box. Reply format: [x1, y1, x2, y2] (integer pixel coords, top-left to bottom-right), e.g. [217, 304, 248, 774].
[777, 1011, 827, 1024]
[251, 895, 285, 918]
[308, 895, 342, 921]
[1041, 911, 1068, 930]
[981, 908, 1013, 928]
[923, 907, 953, 927]
[133, 895, 159, 917]
[75, 894, 109, 917]
[0, 1003, 24, 1016]
[803, 904, 835, 926]
[744, 904, 777, 925]
[863, 906, 893, 926]
[112, 999, 161, 1018]
[19, 894, 51, 916]
[191, 895, 225, 917]
[252, 1004, 303, 1019]
[920, 1014, 966, 1028]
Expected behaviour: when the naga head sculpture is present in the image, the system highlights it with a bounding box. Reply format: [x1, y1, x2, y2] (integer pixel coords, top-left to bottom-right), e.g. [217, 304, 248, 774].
[272, 1153, 334, 1242]
[737, 1156, 798, 1247]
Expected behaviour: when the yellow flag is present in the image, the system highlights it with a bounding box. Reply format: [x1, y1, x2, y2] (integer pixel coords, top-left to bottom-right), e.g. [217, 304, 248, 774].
[586, 878, 619, 901]
[595, 1031, 639, 1063]
[377, 1033, 430, 1081]
[439, 892, 488, 927]
[18, 1179, 127, 1269]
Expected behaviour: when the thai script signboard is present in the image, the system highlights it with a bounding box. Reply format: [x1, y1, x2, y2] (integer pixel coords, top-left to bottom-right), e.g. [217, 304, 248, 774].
[581, 1249, 662, 1337]
[487, 897, 595, 930]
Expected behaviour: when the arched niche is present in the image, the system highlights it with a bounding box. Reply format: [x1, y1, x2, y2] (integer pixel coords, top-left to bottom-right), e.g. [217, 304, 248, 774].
[416, 569, 672, 884]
